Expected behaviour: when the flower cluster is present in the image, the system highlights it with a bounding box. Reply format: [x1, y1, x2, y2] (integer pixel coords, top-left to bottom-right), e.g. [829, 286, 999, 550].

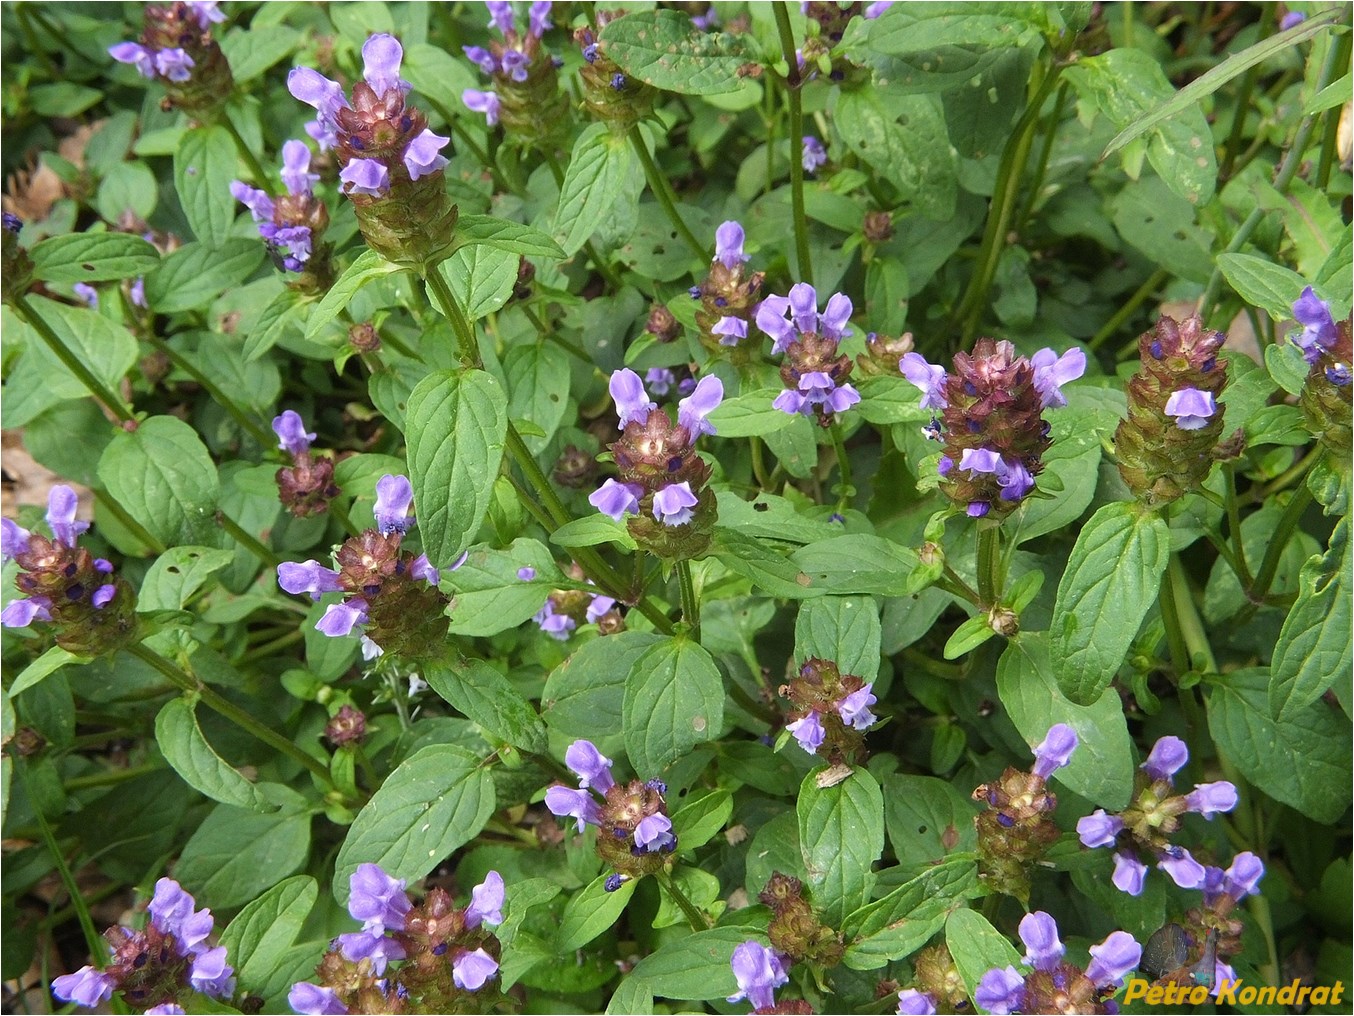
[1076, 735, 1238, 895]
[290, 863, 505, 1014]
[1114, 314, 1229, 506]
[1290, 288, 1352, 459]
[972, 724, 1078, 901]
[2, 486, 137, 656]
[1179, 851, 1265, 982]
[758, 872, 843, 967]
[53, 877, 234, 1012]
[691, 221, 765, 357]
[109, 2, 233, 114]
[463, 1, 568, 144]
[901, 340, 1084, 519]
[276, 474, 451, 660]
[545, 740, 677, 885]
[272, 410, 341, 517]
[975, 911, 1141, 1015]
[727, 941, 812, 1015]
[779, 657, 877, 765]
[231, 142, 332, 288]
[589, 368, 723, 560]
[758, 283, 861, 425]
[289, 34, 455, 267]
[573, 11, 657, 131]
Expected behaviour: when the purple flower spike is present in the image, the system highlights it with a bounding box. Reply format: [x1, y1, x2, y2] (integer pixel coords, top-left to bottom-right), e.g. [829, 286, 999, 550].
[361, 34, 406, 97]
[1184, 781, 1238, 818]
[1141, 735, 1189, 781]
[728, 941, 788, 1011]
[959, 447, 1002, 476]
[899, 352, 949, 410]
[755, 294, 796, 353]
[465, 871, 506, 928]
[609, 368, 656, 427]
[1030, 347, 1086, 408]
[713, 315, 748, 345]
[787, 711, 826, 753]
[635, 813, 676, 852]
[566, 740, 616, 791]
[1293, 285, 1338, 362]
[1, 597, 51, 627]
[487, 0, 516, 34]
[453, 947, 500, 991]
[110, 41, 156, 78]
[545, 785, 603, 831]
[52, 966, 116, 1007]
[1164, 387, 1217, 430]
[1280, 10, 1307, 28]
[46, 486, 88, 547]
[281, 140, 318, 197]
[273, 410, 315, 456]
[589, 479, 642, 520]
[802, 135, 828, 173]
[1031, 723, 1078, 779]
[374, 474, 415, 534]
[338, 928, 405, 975]
[348, 863, 412, 931]
[974, 965, 1026, 1016]
[896, 988, 937, 1015]
[289, 982, 349, 1015]
[1076, 810, 1124, 848]
[339, 158, 390, 197]
[463, 89, 501, 126]
[317, 600, 368, 637]
[529, 1, 553, 37]
[1158, 847, 1206, 889]
[653, 482, 698, 526]
[2, 517, 31, 561]
[1084, 930, 1142, 987]
[156, 48, 195, 81]
[715, 220, 749, 270]
[678, 375, 723, 437]
[1112, 851, 1148, 895]
[837, 685, 877, 730]
[1018, 911, 1065, 971]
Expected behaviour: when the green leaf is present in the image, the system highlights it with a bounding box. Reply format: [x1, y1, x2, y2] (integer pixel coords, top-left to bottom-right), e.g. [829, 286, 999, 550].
[791, 535, 919, 596]
[1048, 502, 1171, 705]
[30, 232, 160, 284]
[862, 3, 1045, 53]
[220, 875, 318, 994]
[835, 89, 956, 221]
[556, 874, 638, 952]
[451, 214, 566, 259]
[881, 774, 978, 869]
[243, 289, 306, 362]
[670, 789, 733, 852]
[712, 528, 823, 599]
[97, 416, 221, 547]
[505, 343, 570, 454]
[714, 492, 844, 545]
[437, 245, 518, 321]
[155, 697, 280, 812]
[996, 634, 1136, 809]
[623, 637, 725, 776]
[334, 744, 496, 905]
[405, 369, 509, 571]
[797, 767, 884, 924]
[853, 375, 935, 426]
[555, 123, 638, 255]
[551, 514, 638, 551]
[175, 801, 311, 908]
[8, 647, 87, 698]
[137, 546, 235, 612]
[1265, 341, 1311, 397]
[842, 859, 977, 969]
[598, 10, 760, 95]
[444, 538, 562, 637]
[628, 927, 764, 998]
[946, 908, 1022, 997]
[1207, 668, 1351, 824]
[1215, 252, 1310, 320]
[13, 297, 139, 409]
[705, 390, 795, 437]
[1271, 517, 1352, 718]
[543, 631, 663, 757]
[425, 659, 547, 754]
[403, 42, 481, 119]
[308, 249, 403, 337]
[143, 239, 265, 313]
[607, 977, 655, 1015]
[175, 126, 238, 249]
[794, 596, 882, 681]
[943, 613, 997, 659]
[30, 82, 101, 117]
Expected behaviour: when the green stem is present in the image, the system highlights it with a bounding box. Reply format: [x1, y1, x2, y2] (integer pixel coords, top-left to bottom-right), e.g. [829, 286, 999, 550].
[976, 524, 1002, 607]
[386, 671, 412, 732]
[64, 765, 159, 791]
[676, 559, 700, 641]
[13, 295, 135, 424]
[1256, 444, 1321, 501]
[940, 565, 982, 608]
[1218, 4, 1274, 180]
[1222, 463, 1253, 588]
[219, 115, 269, 189]
[827, 422, 854, 512]
[772, 1, 813, 285]
[505, 470, 559, 532]
[238, 628, 304, 665]
[217, 511, 281, 568]
[656, 871, 712, 931]
[523, 304, 591, 362]
[93, 489, 167, 555]
[1089, 269, 1169, 353]
[1246, 481, 1315, 604]
[1168, 556, 1216, 673]
[750, 436, 772, 490]
[627, 126, 707, 262]
[1247, 889, 1282, 986]
[126, 642, 338, 791]
[1015, 81, 1070, 229]
[1158, 556, 1193, 675]
[147, 334, 273, 446]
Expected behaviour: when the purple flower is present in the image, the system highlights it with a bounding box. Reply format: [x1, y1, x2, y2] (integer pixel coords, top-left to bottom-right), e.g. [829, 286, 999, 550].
[361, 33, 406, 97]
[678, 374, 723, 437]
[1, 597, 52, 627]
[289, 982, 348, 1015]
[347, 863, 411, 931]
[52, 967, 116, 1007]
[1292, 285, 1338, 363]
[692, 7, 719, 30]
[374, 474, 415, 535]
[534, 600, 576, 639]
[130, 277, 147, 308]
[91, 584, 117, 608]
[1280, 11, 1307, 29]
[653, 482, 698, 526]
[959, 447, 1003, 476]
[487, 0, 516, 33]
[1163, 387, 1217, 430]
[1183, 781, 1238, 818]
[865, 0, 895, 16]
[974, 965, 1025, 1015]
[465, 45, 499, 74]
[517, 566, 537, 580]
[463, 88, 501, 126]
[899, 353, 949, 410]
[727, 941, 788, 1011]
[757, 284, 852, 353]
[802, 135, 828, 173]
[1112, 851, 1148, 895]
[609, 368, 657, 427]
[786, 711, 825, 753]
[109, 41, 156, 78]
[317, 600, 368, 637]
[452, 947, 500, 991]
[339, 158, 390, 197]
[281, 140, 318, 197]
[155, 48, 195, 82]
[185, 1, 226, 28]
[1030, 347, 1086, 408]
[1076, 810, 1124, 848]
[896, 988, 936, 1015]
[837, 685, 877, 730]
[545, 785, 603, 831]
[645, 367, 676, 395]
[755, 294, 795, 353]
[46, 486, 88, 547]
[73, 282, 98, 308]
[565, 740, 616, 791]
[715, 220, 749, 270]
[1141, 735, 1189, 780]
[273, 410, 315, 456]
[589, 479, 642, 520]
[529, 1, 553, 37]
[338, 927, 405, 975]
[278, 561, 343, 600]
[997, 458, 1035, 501]
[146, 1005, 187, 1016]
[1031, 723, 1078, 779]
[410, 554, 440, 585]
[2, 212, 20, 234]
[289, 66, 348, 150]
[189, 945, 236, 997]
[1158, 847, 1206, 889]
[635, 813, 676, 852]
[501, 49, 530, 82]
[231, 181, 276, 222]
[1083, 931, 1142, 987]
[586, 593, 616, 623]
[713, 315, 748, 345]
[361, 635, 384, 661]
[465, 871, 505, 928]
[1018, 912, 1064, 971]
[3, 518, 30, 562]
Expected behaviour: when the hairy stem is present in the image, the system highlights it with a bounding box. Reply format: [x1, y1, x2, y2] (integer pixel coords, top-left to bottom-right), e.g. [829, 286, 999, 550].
[628, 126, 707, 262]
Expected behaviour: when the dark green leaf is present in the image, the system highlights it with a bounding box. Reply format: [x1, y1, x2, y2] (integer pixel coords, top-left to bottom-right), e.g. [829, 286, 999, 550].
[544, 631, 662, 758]
[555, 123, 638, 255]
[220, 876, 318, 993]
[444, 538, 562, 636]
[599, 11, 760, 96]
[30, 232, 159, 283]
[155, 698, 280, 812]
[1271, 517, 1351, 718]
[794, 596, 882, 681]
[623, 637, 725, 776]
[505, 343, 570, 454]
[97, 415, 221, 547]
[556, 874, 638, 952]
[175, 126, 238, 249]
[425, 659, 547, 754]
[946, 908, 1021, 995]
[143, 239, 265, 313]
[307, 249, 403, 338]
[628, 927, 765, 999]
[451, 215, 566, 259]
[175, 800, 310, 908]
[797, 767, 884, 924]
